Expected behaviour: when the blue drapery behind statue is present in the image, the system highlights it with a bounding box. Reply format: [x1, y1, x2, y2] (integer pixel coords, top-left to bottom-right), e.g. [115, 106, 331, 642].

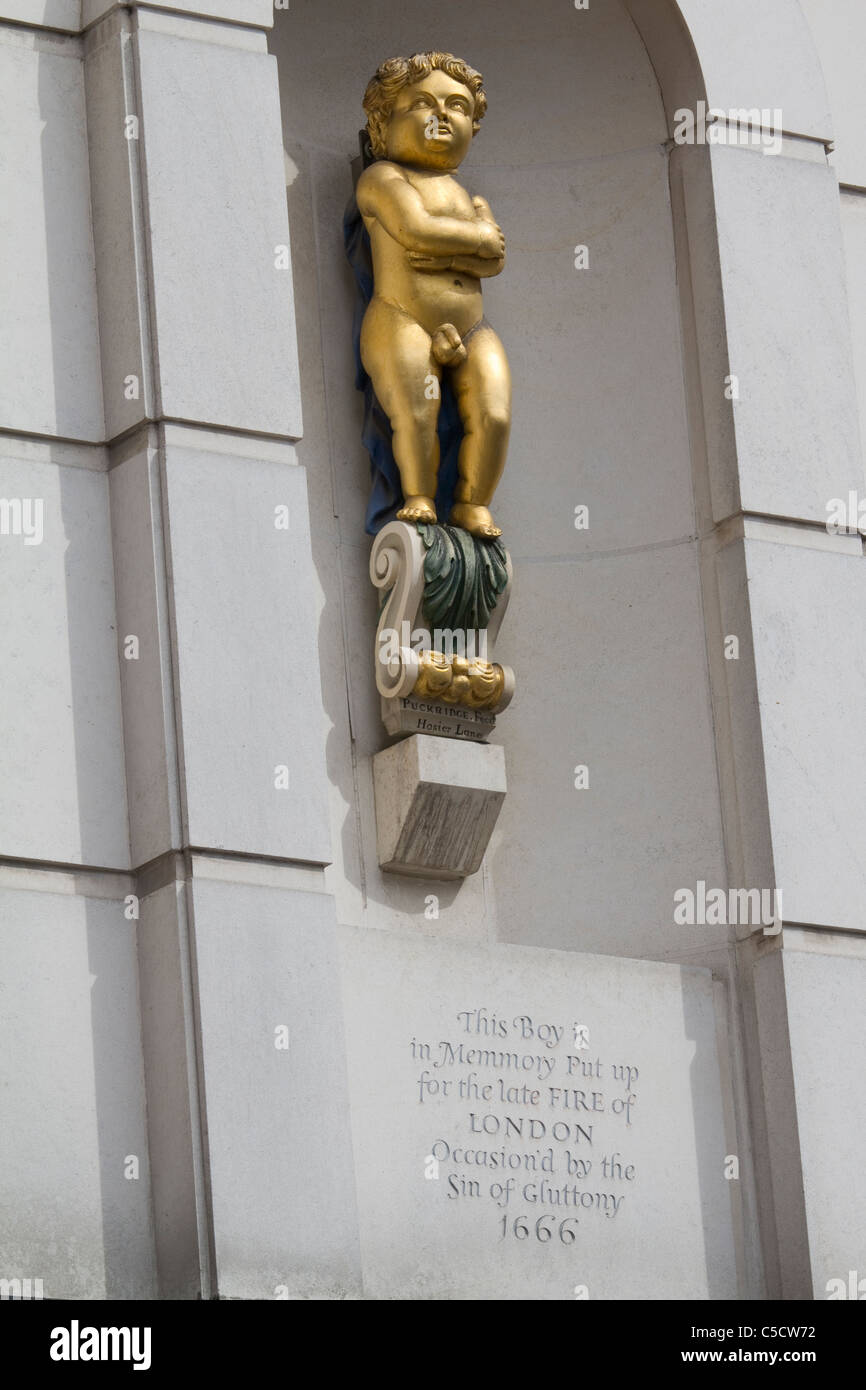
[343, 191, 463, 537]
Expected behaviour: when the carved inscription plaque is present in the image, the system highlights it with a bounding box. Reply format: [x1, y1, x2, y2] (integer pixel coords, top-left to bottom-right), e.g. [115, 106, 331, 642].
[414, 1008, 640, 1241]
[338, 929, 737, 1299]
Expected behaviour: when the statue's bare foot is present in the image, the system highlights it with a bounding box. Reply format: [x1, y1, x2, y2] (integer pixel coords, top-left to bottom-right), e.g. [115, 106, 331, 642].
[397, 495, 437, 524]
[449, 502, 502, 538]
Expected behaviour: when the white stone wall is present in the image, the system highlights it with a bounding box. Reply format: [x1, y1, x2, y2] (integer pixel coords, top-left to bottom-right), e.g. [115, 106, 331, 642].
[1, 0, 864, 1300]
[0, 13, 151, 1298]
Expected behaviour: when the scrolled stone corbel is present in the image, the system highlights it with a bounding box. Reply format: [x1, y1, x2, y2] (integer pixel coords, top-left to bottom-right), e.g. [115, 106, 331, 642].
[369, 521, 426, 699]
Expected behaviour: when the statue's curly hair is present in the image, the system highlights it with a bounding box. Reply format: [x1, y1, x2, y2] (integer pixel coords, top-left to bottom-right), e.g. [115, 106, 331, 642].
[363, 51, 487, 158]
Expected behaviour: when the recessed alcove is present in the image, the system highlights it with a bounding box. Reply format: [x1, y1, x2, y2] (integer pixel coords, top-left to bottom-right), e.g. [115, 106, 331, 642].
[269, 0, 729, 962]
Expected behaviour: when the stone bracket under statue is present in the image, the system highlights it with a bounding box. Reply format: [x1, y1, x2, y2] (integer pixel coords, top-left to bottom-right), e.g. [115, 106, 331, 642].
[370, 519, 515, 741]
[370, 519, 513, 880]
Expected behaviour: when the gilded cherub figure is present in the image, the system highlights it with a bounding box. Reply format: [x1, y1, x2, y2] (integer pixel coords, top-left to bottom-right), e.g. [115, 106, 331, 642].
[357, 52, 510, 538]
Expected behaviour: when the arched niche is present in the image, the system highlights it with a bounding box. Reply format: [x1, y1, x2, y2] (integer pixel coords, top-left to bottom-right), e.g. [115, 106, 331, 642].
[268, 0, 739, 963]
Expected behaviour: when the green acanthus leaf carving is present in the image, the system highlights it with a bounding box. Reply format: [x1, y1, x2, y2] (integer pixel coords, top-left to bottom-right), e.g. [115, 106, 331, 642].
[416, 522, 509, 633]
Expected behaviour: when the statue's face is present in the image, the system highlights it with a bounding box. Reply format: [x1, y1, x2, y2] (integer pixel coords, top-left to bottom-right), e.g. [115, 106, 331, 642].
[385, 69, 475, 170]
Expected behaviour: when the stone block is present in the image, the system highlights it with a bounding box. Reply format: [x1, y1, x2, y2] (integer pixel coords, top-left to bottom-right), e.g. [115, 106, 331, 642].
[783, 941, 866, 1295]
[710, 146, 864, 523]
[1, 2, 78, 29]
[839, 192, 866, 470]
[800, 0, 866, 188]
[373, 734, 506, 880]
[0, 443, 129, 869]
[84, 12, 154, 440]
[161, 430, 331, 865]
[134, 24, 300, 435]
[337, 925, 739, 1299]
[83, 0, 275, 27]
[0, 882, 155, 1298]
[137, 879, 203, 1298]
[108, 437, 182, 867]
[0, 24, 103, 440]
[188, 877, 361, 1299]
[712, 535, 776, 911]
[744, 537, 866, 931]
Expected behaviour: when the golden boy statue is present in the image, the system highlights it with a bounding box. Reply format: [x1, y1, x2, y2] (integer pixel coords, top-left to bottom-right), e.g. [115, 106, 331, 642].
[358, 52, 510, 539]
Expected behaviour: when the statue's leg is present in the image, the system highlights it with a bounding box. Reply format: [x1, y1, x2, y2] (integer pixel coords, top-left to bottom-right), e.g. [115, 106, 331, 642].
[449, 324, 511, 538]
[361, 298, 441, 521]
